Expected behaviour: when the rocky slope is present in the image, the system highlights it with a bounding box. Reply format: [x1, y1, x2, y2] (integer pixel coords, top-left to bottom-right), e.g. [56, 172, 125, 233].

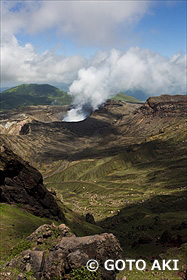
[0, 145, 64, 220]
[0, 95, 185, 165]
[0, 105, 68, 135]
[0, 94, 187, 280]
[3, 223, 121, 280]
[139, 94, 187, 116]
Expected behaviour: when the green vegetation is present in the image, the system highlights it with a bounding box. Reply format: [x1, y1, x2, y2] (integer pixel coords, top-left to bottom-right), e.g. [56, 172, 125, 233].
[8, 240, 33, 260]
[116, 246, 187, 280]
[110, 92, 141, 103]
[44, 125, 187, 279]
[45, 137, 187, 222]
[0, 204, 53, 261]
[0, 96, 186, 279]
[0, 203, 103, 263]
[68, 266, 102, 280]
[0, 83, 72, 110]
[0, 84, 141, 110]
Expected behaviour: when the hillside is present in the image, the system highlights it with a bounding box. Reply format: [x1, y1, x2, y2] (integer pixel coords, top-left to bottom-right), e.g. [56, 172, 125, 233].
[0, 84, 72, 110]
[0, 95, 186, 279]
[0, 87, 10, 93]
[0, 145, 104, 267]
[110, 92, 141, 103]
[0, 84, 141, 111]
[0, 145, 65, 220]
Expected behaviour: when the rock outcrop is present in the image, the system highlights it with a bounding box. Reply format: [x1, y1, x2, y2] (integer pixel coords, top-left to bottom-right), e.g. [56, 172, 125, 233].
[0, 145, 64, 220]
[7, 224, 122, 280]
[0, 105, 68, 135]
[139, 94, 187, 116]
[43, 233, 121, 280]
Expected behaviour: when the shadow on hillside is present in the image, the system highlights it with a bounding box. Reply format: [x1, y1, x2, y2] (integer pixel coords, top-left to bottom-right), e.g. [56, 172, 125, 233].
[70, 138, 178, 161]
[40, 134, 182, 166]
[97, 190, 187, 258]
[55, 117, 119, 137]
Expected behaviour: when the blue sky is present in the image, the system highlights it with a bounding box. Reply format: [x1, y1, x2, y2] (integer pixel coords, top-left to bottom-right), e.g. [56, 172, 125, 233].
[14, 1, 186, 57]
[134, 1, 186, 57]
[1, 0, 186, 95]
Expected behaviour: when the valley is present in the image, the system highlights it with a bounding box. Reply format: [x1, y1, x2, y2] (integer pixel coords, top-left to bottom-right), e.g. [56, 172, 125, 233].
[0, 94, 187, 279]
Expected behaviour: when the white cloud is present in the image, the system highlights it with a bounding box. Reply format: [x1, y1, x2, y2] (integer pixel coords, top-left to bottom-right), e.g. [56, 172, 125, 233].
[1, 0, 186, 108]
[1, 35, 87, 86]
[64, 48, 186, 121]
[1, 0, 151, 47]
[1, 0, 152, 87]
[1, 35, 186, 99]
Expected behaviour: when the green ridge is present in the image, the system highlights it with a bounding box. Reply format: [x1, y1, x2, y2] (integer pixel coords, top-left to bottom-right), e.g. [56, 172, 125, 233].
[110, 92, 141, 103]
[0, 83, 72, 110]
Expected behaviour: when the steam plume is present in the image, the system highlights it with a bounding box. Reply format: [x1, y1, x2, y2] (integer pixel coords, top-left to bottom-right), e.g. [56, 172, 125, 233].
[63, 48, 186, 122]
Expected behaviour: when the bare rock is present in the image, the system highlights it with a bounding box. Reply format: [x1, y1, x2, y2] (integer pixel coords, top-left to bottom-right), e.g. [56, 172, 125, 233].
[140, 94, 187, 117]
[37, 237, 43, 244]
[22, 252, 31, 261]
[7, 222, 122, 280]
[25, 263, 32, 272]
[20, 250, 45, 280]
[67, 250, 89, 269]
[0, 146, 64, 221]
[42, 233, 122, 280]
[58, 224, 75, 237]
[30, 251, 45, 276]
[26, 224, 56, 242]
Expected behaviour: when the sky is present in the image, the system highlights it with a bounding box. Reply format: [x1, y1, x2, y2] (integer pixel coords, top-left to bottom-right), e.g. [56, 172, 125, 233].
[1, 0, 186, 100]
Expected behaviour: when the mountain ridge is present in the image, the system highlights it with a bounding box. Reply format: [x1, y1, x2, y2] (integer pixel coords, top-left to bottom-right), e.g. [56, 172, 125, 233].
[0, 83, 142, 111]
[110, 92, 141, 103]
[0, 83, 72, 110]
[0, 95, 186, 279]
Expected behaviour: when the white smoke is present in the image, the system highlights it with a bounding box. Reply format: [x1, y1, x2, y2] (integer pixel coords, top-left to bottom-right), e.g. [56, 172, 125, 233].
[63, 105, 86, 122]
[63, 47, 187, 122]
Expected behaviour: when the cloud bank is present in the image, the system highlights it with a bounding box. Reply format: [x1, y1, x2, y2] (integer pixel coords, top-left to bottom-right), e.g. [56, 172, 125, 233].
[1, 0, 150, 87]
[1, 0, 186, 122]
[64, 48, 186, 121]
[2, 1, 150, 47]
[1, 35, 87, 86]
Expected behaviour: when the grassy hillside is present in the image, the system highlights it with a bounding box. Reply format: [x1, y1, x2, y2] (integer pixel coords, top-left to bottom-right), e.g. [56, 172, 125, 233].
[44, 125, 187, 279]
[0, 96, 186, 279]
[111, 92, 141, 103]
[0, 84, 72, 110]
[0, 204, 53, 262]
[0, 202, 103, 264]
[45, 136, 187, 222]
